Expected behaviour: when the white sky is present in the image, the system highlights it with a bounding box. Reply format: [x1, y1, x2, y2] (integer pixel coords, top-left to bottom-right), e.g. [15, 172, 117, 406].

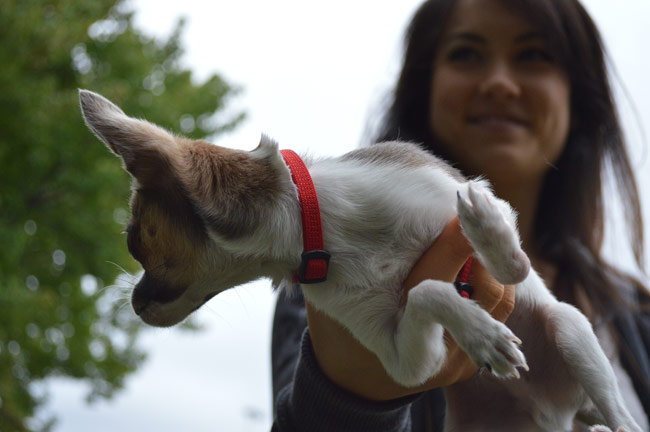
[41, 1, 650, 431]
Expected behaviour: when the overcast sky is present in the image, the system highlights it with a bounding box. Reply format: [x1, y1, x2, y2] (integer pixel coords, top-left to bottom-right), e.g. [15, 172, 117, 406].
[41, 1, 650, 431]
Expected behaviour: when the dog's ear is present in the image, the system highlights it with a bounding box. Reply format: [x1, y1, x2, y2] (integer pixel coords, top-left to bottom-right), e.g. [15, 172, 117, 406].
[250, 134, 292, 178]
[79, 89, 180, 183]
[249, 133, 297, 195]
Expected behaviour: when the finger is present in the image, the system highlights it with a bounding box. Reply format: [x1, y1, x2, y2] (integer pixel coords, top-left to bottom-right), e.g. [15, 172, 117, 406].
[491, 283, 516, 322]
[403, 217, 472, 291]
[469, 260, 505, 313]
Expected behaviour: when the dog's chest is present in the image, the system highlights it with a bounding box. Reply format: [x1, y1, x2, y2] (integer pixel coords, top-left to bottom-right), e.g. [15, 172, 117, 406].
[309, 159, 460, 289]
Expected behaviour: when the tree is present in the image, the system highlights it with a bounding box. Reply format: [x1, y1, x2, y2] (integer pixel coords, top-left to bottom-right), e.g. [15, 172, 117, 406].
[0, 1, 244, 430]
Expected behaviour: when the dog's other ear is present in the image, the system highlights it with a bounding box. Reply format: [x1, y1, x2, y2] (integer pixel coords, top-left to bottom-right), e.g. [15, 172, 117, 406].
[79, 89, 180, 182]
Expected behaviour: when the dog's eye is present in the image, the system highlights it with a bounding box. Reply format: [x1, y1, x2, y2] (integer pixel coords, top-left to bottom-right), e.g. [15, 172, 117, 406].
[163, 257, 176, 270]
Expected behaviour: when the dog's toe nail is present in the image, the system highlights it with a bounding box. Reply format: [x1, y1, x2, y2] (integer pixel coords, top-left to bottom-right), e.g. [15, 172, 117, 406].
[484, 362, 492, 373]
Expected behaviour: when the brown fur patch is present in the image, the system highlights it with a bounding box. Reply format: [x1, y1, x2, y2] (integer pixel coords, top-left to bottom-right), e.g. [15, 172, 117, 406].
[127, 182, 207, 293]
[178, 140, 282, 239]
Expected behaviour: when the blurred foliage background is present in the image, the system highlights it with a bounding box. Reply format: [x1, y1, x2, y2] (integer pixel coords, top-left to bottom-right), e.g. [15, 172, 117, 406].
[0, 0, 243, 430]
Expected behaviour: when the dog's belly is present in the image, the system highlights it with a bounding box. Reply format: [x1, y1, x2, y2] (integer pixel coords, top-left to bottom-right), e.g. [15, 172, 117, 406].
[444, 303, 586, 432]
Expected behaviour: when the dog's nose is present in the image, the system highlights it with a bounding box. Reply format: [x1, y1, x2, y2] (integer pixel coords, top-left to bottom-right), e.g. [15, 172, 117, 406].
[131, 293, 147, 316]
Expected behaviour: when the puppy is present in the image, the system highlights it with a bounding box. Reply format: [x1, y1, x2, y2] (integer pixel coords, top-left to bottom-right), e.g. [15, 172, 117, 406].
[79, 89, 641, 432]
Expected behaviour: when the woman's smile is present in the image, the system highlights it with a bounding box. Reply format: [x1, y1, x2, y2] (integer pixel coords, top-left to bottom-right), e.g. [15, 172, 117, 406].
[466, 111, 528, 135]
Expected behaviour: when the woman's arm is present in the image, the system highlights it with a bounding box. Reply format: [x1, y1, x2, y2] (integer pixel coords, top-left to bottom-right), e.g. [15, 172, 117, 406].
[271, 218, 515, 430]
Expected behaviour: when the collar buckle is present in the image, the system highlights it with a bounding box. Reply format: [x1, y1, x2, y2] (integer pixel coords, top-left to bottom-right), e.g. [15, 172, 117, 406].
[297, 250, 331, 284]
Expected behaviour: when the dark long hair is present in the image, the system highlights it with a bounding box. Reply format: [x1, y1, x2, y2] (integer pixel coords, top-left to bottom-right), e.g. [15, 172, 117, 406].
[374, 0, 646, 317]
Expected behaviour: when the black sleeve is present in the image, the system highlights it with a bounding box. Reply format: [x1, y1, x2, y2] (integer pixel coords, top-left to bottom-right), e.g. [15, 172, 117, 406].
[271, 288, 422, 431]
[615, 287, 650, 416]
[271, 288, 308, 407]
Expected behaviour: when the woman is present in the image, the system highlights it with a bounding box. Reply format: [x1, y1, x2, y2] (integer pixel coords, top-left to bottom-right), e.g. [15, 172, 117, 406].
[272, 0, 650, 430]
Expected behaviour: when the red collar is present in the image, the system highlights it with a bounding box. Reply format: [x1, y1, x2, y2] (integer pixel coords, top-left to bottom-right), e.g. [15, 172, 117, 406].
[454, 256, 473, 299]
[280, 149, 330, 284]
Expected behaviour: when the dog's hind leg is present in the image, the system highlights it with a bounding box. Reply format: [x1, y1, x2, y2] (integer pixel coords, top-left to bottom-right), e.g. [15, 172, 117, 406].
[545, 302, 642, 432]
[456, 180, 530, 286]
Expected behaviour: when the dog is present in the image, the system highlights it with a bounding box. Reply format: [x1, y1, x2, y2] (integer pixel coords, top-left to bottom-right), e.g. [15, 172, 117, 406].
[79, 89, 641, 432]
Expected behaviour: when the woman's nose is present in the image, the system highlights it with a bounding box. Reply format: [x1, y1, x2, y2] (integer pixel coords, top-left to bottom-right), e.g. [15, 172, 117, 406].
[479, 62, 520, 101]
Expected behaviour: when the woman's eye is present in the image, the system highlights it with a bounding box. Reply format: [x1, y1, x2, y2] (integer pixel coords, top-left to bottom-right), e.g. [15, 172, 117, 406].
[518, 48, 553, 63]
[447, 47, 482, 63]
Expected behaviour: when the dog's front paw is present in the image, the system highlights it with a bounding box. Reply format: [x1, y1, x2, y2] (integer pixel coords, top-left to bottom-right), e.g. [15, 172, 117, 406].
[457, 182, 530, 285]
[450, 307, 529, 379]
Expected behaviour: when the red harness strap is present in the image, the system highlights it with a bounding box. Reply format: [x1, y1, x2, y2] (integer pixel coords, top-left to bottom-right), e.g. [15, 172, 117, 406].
[280, 149, 330, 284]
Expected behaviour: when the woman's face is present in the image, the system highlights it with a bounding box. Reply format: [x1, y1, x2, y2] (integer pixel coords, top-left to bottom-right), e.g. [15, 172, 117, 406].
[429, 0, 570, 187]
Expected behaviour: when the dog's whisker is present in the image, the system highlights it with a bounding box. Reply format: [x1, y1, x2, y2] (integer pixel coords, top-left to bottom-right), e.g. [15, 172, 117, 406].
[202, 301, 233, 328]
[96, 284, 113, 297]
[97, 283, 126, 298]
[115, 276, 136, 287]
[117, 299, 132, 313]
[114, 287, 131, 300]
[106, 260, 131, 275]
[233, 287, 249, 318]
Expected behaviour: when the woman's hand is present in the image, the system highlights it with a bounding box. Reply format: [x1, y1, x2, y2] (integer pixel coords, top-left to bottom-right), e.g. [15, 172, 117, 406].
[306, 217, 516, 401]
